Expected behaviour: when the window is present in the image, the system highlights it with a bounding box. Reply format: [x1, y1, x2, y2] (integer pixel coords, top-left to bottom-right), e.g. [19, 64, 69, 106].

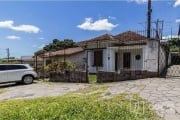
[93, 50, 103, 67]
[7, 65, 27, 70]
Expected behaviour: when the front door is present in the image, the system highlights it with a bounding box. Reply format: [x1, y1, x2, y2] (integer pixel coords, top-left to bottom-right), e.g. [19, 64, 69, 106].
[123, 52, 131, 69]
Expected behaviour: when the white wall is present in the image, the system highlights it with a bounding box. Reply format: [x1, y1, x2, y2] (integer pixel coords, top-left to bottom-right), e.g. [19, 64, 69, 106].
[143, 40, 159, 72]
[107, 48, 115, 72]
[88, 46, 144, 73]
[88, 49, 110, 73]
[117, 48, 143, 70]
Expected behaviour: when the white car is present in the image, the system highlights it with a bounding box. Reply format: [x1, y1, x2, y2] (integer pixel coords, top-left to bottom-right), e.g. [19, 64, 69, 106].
[0, 64, 38, 84]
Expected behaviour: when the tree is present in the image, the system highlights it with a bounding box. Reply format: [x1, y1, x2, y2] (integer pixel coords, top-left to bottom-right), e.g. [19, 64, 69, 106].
[35, 49, 46, 56]
[169, 38, 180, 52]
[34, 39, 78, 55]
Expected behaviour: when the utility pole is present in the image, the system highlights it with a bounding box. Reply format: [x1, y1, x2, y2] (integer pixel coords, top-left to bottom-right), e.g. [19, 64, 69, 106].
[147, 0, 152, 39]
[6, 48, 10, 63]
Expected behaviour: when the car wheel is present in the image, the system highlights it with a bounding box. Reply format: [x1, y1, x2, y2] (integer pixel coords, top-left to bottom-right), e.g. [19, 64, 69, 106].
[23, 76, 33, 84]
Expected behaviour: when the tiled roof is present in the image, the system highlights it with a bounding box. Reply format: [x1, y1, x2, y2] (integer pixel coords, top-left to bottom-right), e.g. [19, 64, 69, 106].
[113, 31, 147, 45]
[86, 34, 113, 42]
[78, 34, 113, 44]
[78, 31, 147, 46]
[22, 57, 43, 62]
[42, 47, 84, 57]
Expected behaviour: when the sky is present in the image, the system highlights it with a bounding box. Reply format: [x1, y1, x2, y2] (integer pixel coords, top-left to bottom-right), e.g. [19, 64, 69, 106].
[0, 0, 179, 58]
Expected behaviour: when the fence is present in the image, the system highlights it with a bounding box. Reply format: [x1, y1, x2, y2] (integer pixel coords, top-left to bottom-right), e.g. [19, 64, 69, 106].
[49, 70, 88, 83]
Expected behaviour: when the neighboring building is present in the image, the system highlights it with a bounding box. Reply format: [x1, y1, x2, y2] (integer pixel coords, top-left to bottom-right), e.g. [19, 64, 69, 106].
[0, 58, 21, 64]
[41, 47, 85, 69]
[21, 56, 43, 67]
[78, 31, 169, 74]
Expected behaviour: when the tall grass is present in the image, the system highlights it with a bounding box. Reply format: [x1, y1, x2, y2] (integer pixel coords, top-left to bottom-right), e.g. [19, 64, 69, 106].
[0, 92, 161, 120]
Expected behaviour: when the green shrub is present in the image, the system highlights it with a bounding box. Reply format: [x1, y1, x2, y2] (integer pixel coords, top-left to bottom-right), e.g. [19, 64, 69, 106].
[44, 61, 76, 72]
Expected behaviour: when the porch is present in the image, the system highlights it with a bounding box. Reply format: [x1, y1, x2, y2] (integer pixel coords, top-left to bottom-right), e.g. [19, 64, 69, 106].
[87, 45, 147, 73]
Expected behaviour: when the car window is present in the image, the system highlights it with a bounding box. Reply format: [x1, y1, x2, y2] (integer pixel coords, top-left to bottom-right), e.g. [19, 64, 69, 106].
[0, 65, 6, 71]
[6, 65, 27, 70]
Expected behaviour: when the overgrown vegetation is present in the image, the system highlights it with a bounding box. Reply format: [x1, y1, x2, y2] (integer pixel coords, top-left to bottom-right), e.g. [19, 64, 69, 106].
[169, 38, 180, 52]
[35, 39, 77, 55]
[0, 85, 161, 120]
[44, 61, 76, 72]
[88, 74, 97, 83]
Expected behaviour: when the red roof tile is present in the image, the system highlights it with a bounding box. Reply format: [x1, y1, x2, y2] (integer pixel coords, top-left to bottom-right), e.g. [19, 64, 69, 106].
[42, 47, 84, 57]
[114, 31, 147, 45]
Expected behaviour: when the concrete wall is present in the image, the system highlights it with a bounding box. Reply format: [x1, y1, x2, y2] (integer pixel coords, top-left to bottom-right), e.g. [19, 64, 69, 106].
[143, 40, 159, 72]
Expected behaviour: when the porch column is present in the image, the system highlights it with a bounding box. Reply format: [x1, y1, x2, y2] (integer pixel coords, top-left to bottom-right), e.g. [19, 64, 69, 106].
[107, 47, 115, 72]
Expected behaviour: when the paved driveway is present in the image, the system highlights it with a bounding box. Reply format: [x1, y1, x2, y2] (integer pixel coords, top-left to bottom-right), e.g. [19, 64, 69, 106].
[0, 81, 86, 101]
[105, 78, 180, 120]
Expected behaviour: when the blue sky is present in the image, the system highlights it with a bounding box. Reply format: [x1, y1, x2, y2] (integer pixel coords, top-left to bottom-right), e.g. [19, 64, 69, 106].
[0, 0, 179, 58]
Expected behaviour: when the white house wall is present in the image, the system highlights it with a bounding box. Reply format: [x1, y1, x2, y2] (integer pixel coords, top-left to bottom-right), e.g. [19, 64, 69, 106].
[117, 48, 143, 70]
[88, 46, 145, 73]
[88, 49, 109, 73]
[143, 40, 159, 72]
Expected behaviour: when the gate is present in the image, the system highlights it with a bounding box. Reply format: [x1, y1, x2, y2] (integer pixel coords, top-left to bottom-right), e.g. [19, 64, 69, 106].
[166, 37, 180, 77]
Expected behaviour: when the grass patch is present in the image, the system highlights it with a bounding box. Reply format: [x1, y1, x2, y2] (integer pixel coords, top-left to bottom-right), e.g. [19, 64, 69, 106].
[0, 89, 161, 120]
[75, 84, 108, 95]
[88, 74, 97, 83]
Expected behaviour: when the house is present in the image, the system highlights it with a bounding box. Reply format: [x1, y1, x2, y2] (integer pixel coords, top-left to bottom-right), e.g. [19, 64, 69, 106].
[41, 47, 85, 69]
[21, 56, 43, 67]
[79, 31, 169, 76]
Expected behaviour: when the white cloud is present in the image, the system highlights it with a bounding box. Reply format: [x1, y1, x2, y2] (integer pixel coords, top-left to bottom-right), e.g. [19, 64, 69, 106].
[128, 0, 147, 4]
[6, 35, 21, 40]
[176, 19, 180, 23]
[38, 44, 45, 49]
[77, 18, 118, 31]
[162, 35, 178, 40]
[174, 0, 180, 7]
[0, 20, 40, 33]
